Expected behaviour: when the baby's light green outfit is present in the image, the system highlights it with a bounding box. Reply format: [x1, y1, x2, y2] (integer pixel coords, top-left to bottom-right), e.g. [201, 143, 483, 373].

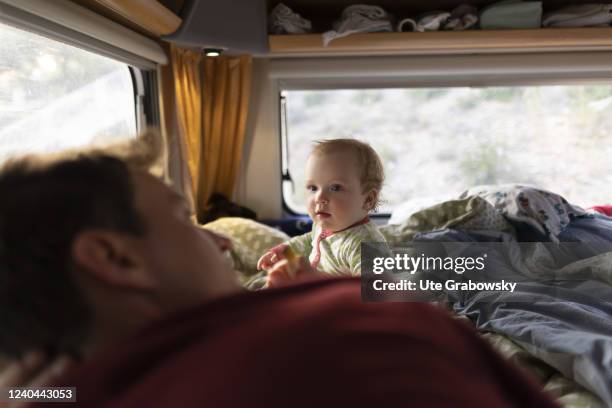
[287, 218, 387, 276]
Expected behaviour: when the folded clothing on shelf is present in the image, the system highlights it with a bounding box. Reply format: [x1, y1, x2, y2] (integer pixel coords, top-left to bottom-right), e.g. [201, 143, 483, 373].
[398, 5, 478, 32]
[322, 4, 393, 46]
[445, 4, 479, 30]
[480, 0, 542, 29]
[543, 4, 612, 27]
[269, 3, 312, 34]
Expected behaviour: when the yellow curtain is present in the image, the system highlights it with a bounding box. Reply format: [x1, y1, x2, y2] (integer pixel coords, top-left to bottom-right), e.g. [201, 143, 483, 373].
[170, 45, 202, 202]
[200, 55, 252, 212]
[169, 46, 252, 218]
[159, 43, 193, 208]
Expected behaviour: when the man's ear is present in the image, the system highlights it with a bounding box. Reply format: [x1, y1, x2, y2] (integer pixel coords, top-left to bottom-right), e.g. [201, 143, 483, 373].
[71, 230, 153, 290]
[363, 189, 379, 211]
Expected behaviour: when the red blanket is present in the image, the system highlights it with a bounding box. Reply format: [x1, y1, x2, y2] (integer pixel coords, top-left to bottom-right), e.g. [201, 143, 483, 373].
[42, 278, 557, 407]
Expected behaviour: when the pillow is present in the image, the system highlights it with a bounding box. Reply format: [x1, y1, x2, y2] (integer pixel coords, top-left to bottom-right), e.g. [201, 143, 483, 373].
[380, 196, 512, 244]
[202, 217, 289, 276]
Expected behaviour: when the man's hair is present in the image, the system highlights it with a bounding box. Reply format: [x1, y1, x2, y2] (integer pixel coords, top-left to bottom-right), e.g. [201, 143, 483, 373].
[0, 133, 158, 357]
[312, 139, 385, 208]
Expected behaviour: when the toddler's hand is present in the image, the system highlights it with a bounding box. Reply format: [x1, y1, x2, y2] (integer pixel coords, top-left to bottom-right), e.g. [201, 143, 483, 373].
[265, 259, 296, 288]
[257, 250, 282, 271]
[265, 256, 320, 288]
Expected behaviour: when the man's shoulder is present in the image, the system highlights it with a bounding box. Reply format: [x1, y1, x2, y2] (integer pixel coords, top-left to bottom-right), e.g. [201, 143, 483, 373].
[161, 278, 448, 340]
[249, 278, 445, 332]
[249, 277, 364, 315]
[56, 278, 555, 408]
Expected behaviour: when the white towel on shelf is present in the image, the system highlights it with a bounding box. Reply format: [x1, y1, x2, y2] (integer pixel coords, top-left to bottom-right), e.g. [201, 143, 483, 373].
[322, 4, 393, 46]
[269, 3, 312, 34]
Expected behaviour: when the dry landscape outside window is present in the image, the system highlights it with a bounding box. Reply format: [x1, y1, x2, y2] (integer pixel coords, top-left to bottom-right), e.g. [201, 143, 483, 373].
[284, 86, 612, 214]
[0, 22, 137, 163]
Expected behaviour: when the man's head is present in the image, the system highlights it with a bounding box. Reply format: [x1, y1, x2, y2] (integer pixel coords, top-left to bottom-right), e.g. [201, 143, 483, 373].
[305, 139, 384, 231]
[0, 147, 236, 358]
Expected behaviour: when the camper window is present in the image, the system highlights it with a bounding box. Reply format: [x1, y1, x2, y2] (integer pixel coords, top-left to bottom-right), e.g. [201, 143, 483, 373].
[282, 85, 612, 214]
[0, 21, 138, 163]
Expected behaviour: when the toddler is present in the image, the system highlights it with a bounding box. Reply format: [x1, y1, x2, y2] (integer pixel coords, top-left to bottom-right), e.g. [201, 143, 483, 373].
[258, 139, 388, 284]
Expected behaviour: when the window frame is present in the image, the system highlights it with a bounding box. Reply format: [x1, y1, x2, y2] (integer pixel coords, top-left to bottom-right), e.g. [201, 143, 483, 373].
[274, 53, 612, 217]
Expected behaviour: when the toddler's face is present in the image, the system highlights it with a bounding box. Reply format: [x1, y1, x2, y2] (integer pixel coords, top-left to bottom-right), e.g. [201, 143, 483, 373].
[305, 151, 374, 232]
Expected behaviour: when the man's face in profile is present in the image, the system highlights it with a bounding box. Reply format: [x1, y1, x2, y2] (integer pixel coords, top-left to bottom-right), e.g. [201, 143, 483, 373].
[130, 170, 237, 311]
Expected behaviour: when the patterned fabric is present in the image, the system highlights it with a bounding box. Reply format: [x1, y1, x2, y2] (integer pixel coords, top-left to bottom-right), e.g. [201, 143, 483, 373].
[461, 185, 586, 242]
[288, 220, 388, 276]
[380, 196, 512, 244]
[202, 217, 289, 276]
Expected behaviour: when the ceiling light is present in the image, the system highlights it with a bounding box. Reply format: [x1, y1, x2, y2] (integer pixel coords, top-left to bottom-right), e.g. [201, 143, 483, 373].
[203, 48, 222, 57]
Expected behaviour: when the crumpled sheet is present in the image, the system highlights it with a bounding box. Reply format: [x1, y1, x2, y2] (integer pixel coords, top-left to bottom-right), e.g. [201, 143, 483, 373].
[380, 195, 513, 244]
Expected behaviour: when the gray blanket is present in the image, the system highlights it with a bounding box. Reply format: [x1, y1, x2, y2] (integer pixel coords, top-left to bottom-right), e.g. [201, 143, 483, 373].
[414, 225, 612, 405]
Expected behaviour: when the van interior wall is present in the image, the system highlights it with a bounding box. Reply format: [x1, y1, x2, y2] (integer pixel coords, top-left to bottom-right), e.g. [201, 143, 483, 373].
[238, 58, 283, 219]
